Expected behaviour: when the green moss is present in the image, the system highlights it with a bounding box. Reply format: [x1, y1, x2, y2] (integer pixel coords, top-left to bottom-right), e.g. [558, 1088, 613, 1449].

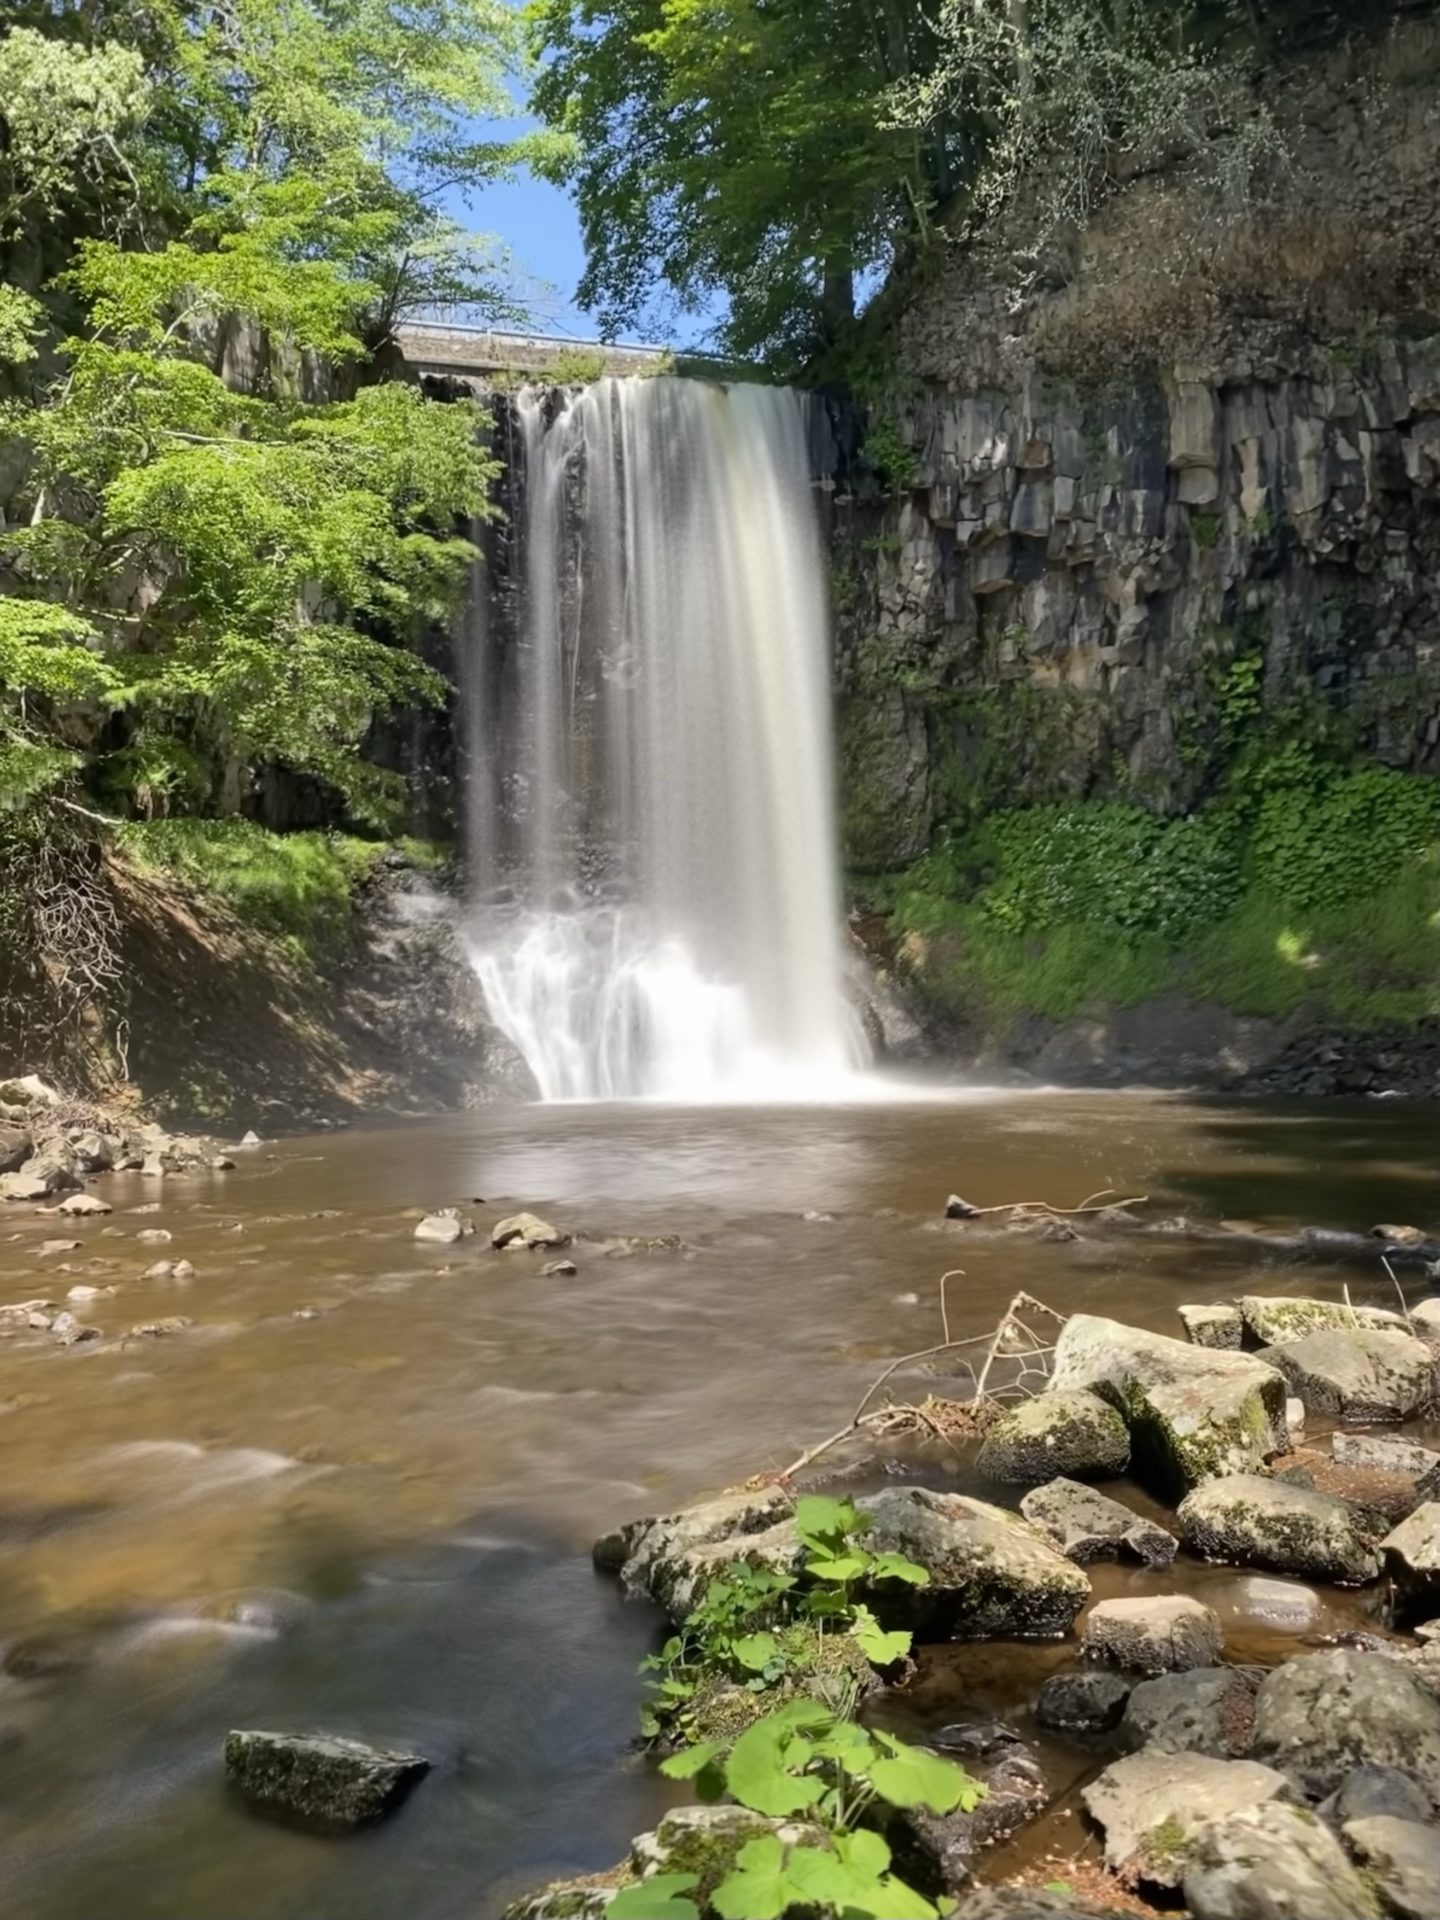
[1141, 1813, 1191, 1869]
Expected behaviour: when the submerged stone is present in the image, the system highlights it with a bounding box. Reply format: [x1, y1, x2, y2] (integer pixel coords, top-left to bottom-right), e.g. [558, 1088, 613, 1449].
[224, 1729, 429, 1829]
[491, 1211, 567, 1251]
[1034, 1668, 1131, 1735]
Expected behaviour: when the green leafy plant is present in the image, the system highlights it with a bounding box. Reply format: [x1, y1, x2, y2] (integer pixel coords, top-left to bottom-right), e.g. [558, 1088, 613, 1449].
[791, 1495, 927, 1665]
[608, 1699, 981, 1918]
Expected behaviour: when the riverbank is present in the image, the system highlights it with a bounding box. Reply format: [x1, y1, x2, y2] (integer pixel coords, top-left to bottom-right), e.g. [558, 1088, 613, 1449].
[510, 1235, 1440, 1919]
[1, 1094, 1436, 1917]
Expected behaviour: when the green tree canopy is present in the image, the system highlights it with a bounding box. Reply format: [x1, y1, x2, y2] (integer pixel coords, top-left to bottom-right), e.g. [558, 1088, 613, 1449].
[1, 2, 542, 828]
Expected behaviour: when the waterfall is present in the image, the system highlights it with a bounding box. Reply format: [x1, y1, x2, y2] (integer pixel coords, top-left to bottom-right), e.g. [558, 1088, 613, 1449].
[462, 376, 867, 1101]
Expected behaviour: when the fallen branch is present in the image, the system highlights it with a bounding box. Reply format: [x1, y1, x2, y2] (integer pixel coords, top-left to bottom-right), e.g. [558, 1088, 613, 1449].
[773, 1285, 1067, 1484]
[948, 1191, 1149, 1220]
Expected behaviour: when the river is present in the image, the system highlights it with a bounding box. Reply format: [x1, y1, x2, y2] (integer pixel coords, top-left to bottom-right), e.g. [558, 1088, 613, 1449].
[1, 1090, 1435, 1918]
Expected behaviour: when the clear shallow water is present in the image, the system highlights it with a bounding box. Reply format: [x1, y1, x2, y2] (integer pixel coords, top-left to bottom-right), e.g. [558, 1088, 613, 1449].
[0, 1092, 1435, 1918]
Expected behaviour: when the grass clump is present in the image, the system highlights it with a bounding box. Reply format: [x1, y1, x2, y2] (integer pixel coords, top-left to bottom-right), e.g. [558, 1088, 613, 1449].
[117, 819, 391, 960]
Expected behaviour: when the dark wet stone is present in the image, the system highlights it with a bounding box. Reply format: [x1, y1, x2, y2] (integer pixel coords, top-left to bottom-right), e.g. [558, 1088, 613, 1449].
[889, 1741, 1048, 1897]
[1118, 1666, 1257, 1758]
[1320, 1763, 1436, 1827]
[1035, 1668, 1132, 1735]
[224, 1729, 430, 1829]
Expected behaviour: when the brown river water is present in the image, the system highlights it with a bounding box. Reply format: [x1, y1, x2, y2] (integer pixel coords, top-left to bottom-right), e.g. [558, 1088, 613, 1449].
[1, 1090, 1436, 1919]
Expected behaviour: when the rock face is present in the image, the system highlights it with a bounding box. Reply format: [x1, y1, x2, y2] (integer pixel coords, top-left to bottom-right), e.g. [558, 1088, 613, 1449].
[1177, 1473, 1384, 1584]
[1341, 1815, 1440, 1920]
[1081, 1751, 1291, 1886]
[223, 1730, 429, 1829]
[1240, 1296, 1410, 1344]
[1119, 1667, 1257, 1759]
[1250, 1650, 1440, 1798]
[1081, 1595, 1224, 1674]
[1047, 1315, 1286, 1493]
[1182, 1800, 1380, 1920]
[1382, 1504, 1440, 1622]
[974, 1389, 1129, 1484]
[1260, 1328, 1435, 1422]
[1034, 1668, 1131, 1736]
[1019, 1477, 1176, 1566]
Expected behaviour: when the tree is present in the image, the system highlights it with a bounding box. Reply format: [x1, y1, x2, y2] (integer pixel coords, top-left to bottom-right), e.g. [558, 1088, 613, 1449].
[0, 3, 539, 828]
[529, 0, 948, 369]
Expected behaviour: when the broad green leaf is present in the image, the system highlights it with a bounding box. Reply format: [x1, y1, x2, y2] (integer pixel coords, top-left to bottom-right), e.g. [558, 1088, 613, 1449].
[658, 1740, 722, 1780]
[866, 1732, 975, 1813]
[794, 1494, 862, 1543]
[850, 1606, 913, 1666]
[804, 1551, 868, 1583]
[608, 1872, 701, 1919]
[866, 1551, 931, 1587]
[709, 1835, 792, 1920]
[731, 1630, 780, 1672]
[725, 1710, 826, 1817]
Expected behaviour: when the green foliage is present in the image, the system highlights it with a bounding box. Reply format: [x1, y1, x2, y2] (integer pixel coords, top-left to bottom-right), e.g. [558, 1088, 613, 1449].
[545, 346, 609, 384]
[0, 1, 534, 839]
[1246, 765, 1439, 915]
[639, 1700, 976, 1919]
[640, 1495, 927, 1743]
[116, 819, 380, 955]
[1190, 510, 1223, 550]
[980, 805, 1242, 944]
[862, 419, 918, 493]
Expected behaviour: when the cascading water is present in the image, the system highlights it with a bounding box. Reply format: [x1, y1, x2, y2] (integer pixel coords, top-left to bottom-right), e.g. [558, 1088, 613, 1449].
[462, 376, 867, 1101]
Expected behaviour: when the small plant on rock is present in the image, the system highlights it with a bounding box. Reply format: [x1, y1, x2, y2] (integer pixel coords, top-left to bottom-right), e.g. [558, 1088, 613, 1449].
[611, 1698, 982, 1919]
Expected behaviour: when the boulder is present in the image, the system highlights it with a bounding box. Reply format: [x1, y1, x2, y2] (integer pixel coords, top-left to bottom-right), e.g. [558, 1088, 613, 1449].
[1321, 1764, 1436, 1827]
[1019, 1477, 1177, 1566]
[1410, 1299, 1440, 1346]
[1118, 1666, 1257, 1758]
[854, 1488, 1090, 1640]
[1241, 1295, 1410, 1344]
[1081, 1751, 1291, 1886]
[1034, 1668, 1132, 1735]
[593, 1483, 792, 1589]
[1260, 1328, 1435, 1422]
[56, 1192, 112, 1217]
[975, 1390, 1129, 1484]
[1177, 1473, 1384, 1584]
[22, 1140, 80, 1195]
[1251, 1650, 1440, 1797]
[1081, 1595, 1224, 1674]
[0, 1124, 31, 1172]
[1381, 1504, 1440, 1621]
[68, 1130, 113, 1174]
[1182, 1800, 1380, 1919]
[0, 1075, 59, 1106]
[491, 1211, 567, 1250]
[1334, 1432, 1440, 1477]
[637, 1487, 1092, 1636]
[1341, 1816, 1440, 1920]
[413, 1209, 472, 1245]
[1180, 1302, 1243, 1349]
[888, 1740, 1048, 1897]
[223, 1729, 429, 1828]
[0, 1172, 51, 1203]
[1047, 1314, 1286, 1493]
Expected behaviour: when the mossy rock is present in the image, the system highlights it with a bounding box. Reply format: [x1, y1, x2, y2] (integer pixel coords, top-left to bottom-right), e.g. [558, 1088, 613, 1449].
[976, 1389, 1130, 1484]
[630, 1805, 830, 1909]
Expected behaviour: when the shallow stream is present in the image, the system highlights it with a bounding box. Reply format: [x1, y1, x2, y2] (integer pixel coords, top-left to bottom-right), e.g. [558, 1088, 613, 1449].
[1, 1091, 1435, 1918]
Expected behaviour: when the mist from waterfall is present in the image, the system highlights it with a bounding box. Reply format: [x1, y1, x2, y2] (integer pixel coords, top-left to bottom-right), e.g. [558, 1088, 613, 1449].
[462, 376, 867, 1102]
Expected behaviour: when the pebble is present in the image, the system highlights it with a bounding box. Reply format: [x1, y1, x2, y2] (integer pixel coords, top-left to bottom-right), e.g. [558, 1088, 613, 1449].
[39, 1240, 82, 1256]
[136, 1229, 172, 1244]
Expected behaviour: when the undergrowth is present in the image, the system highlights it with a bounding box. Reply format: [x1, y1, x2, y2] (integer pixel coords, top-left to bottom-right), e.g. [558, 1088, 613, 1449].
[116, 820, 444, 963]
[863, 759, 1439, 1031]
